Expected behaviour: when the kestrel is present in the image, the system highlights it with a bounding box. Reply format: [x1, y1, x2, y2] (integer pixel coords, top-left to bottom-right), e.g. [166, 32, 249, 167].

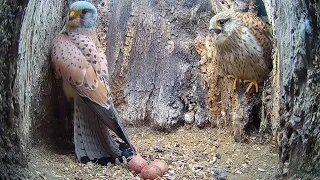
[209, 10, 272, 93]
[51, 1, 135, 164]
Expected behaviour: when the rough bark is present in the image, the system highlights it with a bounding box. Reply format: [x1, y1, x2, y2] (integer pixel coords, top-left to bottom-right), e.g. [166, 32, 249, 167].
[0, 0, 29, 179]
[106, 0, 213, 130]
[264, 0, 320, 178]
[195, 35, 238, 132]
[0, 0, 74, 178]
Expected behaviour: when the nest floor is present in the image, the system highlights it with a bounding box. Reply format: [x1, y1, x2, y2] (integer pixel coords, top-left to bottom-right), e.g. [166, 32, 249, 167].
[29, 127, 278, 180]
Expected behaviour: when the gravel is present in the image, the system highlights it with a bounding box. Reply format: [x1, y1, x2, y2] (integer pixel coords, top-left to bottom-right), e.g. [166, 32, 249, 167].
[28, 127, 278, 180]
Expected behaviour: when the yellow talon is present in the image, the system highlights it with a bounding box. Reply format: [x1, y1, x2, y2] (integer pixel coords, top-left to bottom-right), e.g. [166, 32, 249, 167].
[227, 75, 241, 90]
[244, 80, 259, 93]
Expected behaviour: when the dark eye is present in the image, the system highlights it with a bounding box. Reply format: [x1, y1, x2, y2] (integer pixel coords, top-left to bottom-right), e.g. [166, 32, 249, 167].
[82, 9, 88, 14]
[218, 19, 229, 26]
[218, 20, 225, 25]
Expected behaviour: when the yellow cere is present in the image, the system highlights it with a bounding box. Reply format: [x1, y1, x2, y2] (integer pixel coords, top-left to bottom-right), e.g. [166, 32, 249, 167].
[69, 10, 79, 18]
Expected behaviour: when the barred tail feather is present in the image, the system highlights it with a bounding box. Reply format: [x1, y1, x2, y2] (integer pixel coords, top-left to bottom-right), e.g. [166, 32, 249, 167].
[74, 96, 123, 164]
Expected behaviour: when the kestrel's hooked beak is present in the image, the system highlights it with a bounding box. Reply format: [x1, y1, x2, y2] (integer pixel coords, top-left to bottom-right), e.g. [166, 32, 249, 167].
[60, 9, 82, 33]
[209, 24, 223, 41]
[65, 9, 81, 28]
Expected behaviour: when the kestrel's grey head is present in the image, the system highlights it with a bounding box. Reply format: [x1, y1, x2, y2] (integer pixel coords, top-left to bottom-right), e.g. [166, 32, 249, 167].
[209, 10, 242, 45]
[67, 1, 98, 31]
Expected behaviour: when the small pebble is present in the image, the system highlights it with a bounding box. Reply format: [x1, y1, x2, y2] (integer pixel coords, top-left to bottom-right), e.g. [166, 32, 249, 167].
[194, 165, 204, 170]
[211, 157, 217, 164]
[153, 142, 164, 152]
[225, 158, 233, 165]
[258, 168, 265, 172]
[213, 167, 227, 180]
[241, 163, 249, 168]
[153, 146, 163, 153]
[216, 153, 221, 159]
[214, 141, 220, 148]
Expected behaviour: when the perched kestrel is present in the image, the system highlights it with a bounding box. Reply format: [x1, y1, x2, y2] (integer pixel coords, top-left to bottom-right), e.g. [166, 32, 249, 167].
[209, 10, 272, 92]
[51, 1, 135, 164]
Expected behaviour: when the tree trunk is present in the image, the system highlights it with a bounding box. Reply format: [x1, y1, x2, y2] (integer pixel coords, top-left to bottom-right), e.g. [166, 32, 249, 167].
[0, 0, 29, 179]
[264, 0, 320, 178]
[106, 0, 213, 130]
[0, 0, 72, 178]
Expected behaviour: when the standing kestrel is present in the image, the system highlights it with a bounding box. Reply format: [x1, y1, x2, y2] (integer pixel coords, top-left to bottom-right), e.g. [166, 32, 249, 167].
[209, 10, 272, 93]
[51, 1, 135, 164]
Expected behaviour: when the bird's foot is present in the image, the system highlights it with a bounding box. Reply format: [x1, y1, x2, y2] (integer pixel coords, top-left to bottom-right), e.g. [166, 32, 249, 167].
[244, 79, 259, 93]
[227, 75, 242, 90]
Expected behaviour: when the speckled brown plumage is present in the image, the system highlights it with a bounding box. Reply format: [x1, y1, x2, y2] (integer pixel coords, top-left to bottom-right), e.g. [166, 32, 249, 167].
[209, 10, 272, 92]
[51, 1, 135, 164]
[52, 32, 110, 105]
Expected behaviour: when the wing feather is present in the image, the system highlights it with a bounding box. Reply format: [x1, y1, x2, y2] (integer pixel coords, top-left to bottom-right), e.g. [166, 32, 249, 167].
[51, 33, 135, 153]
[241, 12, 272, 69]
[52, 34, 107, 104]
